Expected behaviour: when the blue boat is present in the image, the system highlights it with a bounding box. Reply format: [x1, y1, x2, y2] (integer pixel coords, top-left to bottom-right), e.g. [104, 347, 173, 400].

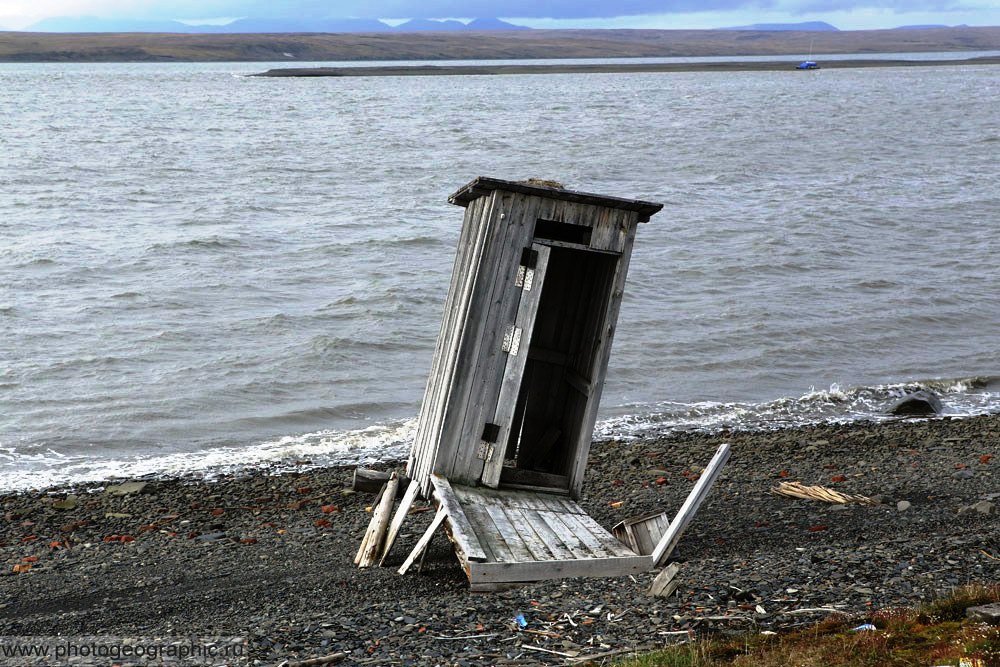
[796, 60, 820, 70]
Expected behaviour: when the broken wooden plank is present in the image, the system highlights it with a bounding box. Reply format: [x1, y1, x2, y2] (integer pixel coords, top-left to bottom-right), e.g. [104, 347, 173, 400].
[429, 475, 488, 562]
[357, 473, 399, 568]
[398, 503, 448, 576]
[651, 443, 731, 568]
[378, 479, 421, 567]
[648, 562, 681, 597]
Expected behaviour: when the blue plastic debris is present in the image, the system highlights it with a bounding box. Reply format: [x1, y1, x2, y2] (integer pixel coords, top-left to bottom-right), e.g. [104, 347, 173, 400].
[850, 623, 876, 632]
[514, 613, 527, 629]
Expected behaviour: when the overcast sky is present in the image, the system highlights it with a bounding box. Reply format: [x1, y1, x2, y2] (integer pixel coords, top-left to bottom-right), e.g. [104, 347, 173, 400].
[2, 0, 999, 31]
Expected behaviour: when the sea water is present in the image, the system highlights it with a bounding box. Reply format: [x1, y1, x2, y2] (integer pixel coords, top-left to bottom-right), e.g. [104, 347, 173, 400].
[1, 60, 998, 491]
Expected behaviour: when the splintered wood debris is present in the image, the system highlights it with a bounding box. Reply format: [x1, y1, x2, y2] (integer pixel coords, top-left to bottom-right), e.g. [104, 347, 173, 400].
[771, 481, 878, 505]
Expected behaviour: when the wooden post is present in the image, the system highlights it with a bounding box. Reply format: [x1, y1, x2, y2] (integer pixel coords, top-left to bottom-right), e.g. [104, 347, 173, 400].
[651, 443, 731, 568]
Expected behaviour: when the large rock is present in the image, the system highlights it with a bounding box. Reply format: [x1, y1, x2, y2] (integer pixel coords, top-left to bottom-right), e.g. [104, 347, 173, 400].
[967, 603, 1000, 624]
[104, 481, 148, 496]
[888, 390, 944, 416]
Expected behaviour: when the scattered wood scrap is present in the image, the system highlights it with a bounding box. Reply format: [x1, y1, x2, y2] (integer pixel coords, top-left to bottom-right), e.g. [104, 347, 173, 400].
[771, 481, 877, 505]
[648, 562, 681, 597]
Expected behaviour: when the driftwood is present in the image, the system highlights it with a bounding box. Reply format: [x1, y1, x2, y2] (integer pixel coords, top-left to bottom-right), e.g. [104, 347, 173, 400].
[279, 652, 347, 667]
[280, 653, 347, 667]
[355, 473, 398, 567]
[353, 468, 409, 495]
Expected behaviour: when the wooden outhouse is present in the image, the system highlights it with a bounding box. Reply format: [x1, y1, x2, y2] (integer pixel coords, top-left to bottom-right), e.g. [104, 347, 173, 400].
[408, 177, 662, 501]
[392, 178, 665, 587]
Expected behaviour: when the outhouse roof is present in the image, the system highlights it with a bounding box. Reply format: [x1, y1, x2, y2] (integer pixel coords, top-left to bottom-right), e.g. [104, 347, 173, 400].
[449, 177, 664, 222]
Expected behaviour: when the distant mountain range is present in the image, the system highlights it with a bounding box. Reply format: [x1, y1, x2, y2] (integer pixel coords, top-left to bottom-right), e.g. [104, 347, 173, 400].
[17, 16, 982, 36]
[723, 21, 839, 31]
[24, 16, 530, 33]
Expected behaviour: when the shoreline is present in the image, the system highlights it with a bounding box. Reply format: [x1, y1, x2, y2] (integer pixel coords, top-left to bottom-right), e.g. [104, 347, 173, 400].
[2, 414, 997, 664]
[254, 56, 1000, 77]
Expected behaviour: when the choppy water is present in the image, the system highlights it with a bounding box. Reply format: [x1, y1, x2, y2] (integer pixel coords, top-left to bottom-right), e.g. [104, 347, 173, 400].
[2, 60, 999, 491]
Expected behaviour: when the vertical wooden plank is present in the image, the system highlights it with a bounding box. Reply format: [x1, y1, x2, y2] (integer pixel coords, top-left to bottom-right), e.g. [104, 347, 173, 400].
[449, 192, 542, 484]
[425, 191, 508, 486]
[481, 243, 551, 488]
[429, 475, 488, 562]
[521, 508, 575, 560]
[588, 207, 629, 253]
[453, 489, 517, 563]
[534, 509, 593, 558]
[408, 195, 490, 494]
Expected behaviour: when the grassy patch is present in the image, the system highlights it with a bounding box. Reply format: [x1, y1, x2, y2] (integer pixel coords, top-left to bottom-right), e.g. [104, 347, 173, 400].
[615, 584, 1000, 667]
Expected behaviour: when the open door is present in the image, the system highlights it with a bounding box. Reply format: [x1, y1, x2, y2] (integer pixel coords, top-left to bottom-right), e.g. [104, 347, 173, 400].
[480, 243, 550, 488]
[484, 243, 621, 495]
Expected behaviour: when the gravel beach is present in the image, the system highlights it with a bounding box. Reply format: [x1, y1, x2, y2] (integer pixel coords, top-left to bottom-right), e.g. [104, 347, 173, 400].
[2, 415, 997, 665]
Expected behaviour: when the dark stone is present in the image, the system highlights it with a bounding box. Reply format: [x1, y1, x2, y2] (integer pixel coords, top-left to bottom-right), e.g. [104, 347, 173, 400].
[888, 390, 944, 416]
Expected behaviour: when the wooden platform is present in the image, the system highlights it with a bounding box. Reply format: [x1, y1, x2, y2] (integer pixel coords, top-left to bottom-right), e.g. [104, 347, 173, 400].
[430, 475, 650, 589]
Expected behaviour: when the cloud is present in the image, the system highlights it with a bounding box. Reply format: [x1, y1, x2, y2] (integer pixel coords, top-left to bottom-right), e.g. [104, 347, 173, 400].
[5, 0, 996, 26]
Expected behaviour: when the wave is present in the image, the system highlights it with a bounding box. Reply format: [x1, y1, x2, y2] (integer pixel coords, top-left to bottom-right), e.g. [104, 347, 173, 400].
[595, 375, 999, 440]
[146, 236, 248, 252]
[3, 375, 997, 495]
[0, 419, 417, 494]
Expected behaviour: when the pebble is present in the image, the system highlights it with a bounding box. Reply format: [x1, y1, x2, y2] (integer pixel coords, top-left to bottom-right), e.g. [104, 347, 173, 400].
[897, 500, 912, 511]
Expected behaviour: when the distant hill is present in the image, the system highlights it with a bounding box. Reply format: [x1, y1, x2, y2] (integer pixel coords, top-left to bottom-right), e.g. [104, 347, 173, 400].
[217, 18, 390, 33]
[391, 17, 528, 31]
[466, 18, 531, 31]
[392, 19, 469, 31]
[4, 26, 1000, 63]
[723, 21, 839, 31]
[24, 15, 529, 34]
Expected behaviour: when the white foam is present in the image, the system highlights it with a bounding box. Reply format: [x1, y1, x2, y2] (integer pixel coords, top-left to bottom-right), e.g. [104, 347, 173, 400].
[0, 418, 416, 493]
